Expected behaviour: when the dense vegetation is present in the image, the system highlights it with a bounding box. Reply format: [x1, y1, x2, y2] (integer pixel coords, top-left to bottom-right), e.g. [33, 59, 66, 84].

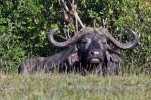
[0, 0, 151, 74]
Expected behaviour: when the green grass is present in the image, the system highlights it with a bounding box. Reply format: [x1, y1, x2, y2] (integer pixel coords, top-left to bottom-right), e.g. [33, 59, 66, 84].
[0, 73, 151, 100]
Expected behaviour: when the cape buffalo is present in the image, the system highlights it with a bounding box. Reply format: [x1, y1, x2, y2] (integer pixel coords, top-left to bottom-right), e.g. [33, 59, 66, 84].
[18, 27, 138, 75]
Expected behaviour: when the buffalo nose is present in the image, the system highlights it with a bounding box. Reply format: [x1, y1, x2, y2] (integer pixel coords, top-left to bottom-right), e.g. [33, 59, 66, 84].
[90, 51, 100, 56]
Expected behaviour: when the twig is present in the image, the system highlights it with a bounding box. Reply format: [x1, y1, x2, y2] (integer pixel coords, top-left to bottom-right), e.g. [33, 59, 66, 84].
[103, 18, 108, 28]
[60, 0, 85, 28]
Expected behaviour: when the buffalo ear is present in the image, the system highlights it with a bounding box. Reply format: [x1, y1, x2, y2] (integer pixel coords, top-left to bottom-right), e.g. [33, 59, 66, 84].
[106, 49, 123, 63]
[67, 52, 79, 66]
[66, 45, 79, 66]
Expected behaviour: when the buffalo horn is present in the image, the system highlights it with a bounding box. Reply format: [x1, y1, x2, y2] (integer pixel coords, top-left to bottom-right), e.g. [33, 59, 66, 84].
[48, 27, 94, 48]
[99, 28, 139, 50]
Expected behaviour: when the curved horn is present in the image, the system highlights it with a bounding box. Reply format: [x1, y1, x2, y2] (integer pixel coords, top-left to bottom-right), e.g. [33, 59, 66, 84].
[98, 28, 139, 50]
[48, 27, 94, 48]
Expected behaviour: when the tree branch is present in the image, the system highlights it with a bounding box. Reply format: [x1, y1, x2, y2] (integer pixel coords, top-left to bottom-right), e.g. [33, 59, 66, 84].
[59, 0, 85, 28]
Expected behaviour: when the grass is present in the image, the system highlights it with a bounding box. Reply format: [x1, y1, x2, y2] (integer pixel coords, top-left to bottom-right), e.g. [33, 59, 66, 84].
[0, 73, 151, 100]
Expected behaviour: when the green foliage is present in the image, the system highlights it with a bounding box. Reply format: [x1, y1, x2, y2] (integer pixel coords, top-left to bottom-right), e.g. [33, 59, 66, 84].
[0, 0, 59, 73]
[0, 0, 150, 73]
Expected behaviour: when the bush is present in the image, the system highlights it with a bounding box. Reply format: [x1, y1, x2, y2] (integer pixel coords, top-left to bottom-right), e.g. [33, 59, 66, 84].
[0, 0, 150, 74]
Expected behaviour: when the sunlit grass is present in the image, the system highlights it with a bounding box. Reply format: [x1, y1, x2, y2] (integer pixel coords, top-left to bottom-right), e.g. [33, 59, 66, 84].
[0, 73, 151, 100]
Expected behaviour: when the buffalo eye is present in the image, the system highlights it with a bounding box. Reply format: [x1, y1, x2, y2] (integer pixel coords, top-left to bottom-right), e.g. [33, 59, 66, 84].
[102, 41, 107, 44]
[82, 41, 87, 44]
[99, 40, 107, 44]
[81, 39, 88, 44]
